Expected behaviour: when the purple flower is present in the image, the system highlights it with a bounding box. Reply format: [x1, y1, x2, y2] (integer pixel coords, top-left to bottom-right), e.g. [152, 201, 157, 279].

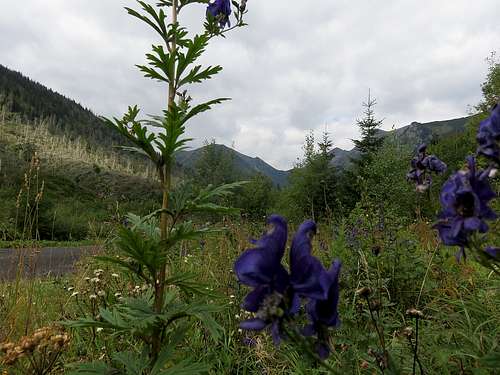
[477, 104, 500, 164]
[207, 0, 232, 28]
[234, 215, 289, 343]
[302, 260, 342, 359]
[434, 156, 497, 247]
[407, 143, 447, 191]
[290, 221, 331, 303]
[485, 247, 500, 261]
[423, 155, 447, 174]
[234, 215, 331, 345]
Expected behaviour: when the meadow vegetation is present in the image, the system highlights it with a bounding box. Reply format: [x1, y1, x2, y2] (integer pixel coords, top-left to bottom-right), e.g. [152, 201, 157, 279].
[0, 1, 499, 374]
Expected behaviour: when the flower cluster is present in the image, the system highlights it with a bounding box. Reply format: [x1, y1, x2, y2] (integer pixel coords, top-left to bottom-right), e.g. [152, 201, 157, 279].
[0, 326, 69, 368]
[234, 215, 341, 359]
[407, 144, 447, 192]
[207, 0, 232, 28]
[477, 104, 500, 164]
[435, 104, 500, 266]
[434, 157, 496, 251]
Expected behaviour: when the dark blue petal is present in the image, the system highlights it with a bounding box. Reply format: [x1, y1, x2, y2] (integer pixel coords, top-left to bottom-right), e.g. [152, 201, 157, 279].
[207, 0, 232, 28]
[316, 342, 331, 360]
[302, 324, 316, 337]
[485, 247, 500, 260]
[234, 215, 288, 287]
[234, 248, 279, 287]
[242, 285, 269, 312]
[306, 260, 342, 328]
[290, 220, 330, 299]
[240, 318, 267, 331]
[270, 321, 282, 346]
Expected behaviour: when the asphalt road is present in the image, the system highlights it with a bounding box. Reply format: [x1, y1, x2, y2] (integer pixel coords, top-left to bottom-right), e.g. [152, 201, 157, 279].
[0, 246, 101, 281]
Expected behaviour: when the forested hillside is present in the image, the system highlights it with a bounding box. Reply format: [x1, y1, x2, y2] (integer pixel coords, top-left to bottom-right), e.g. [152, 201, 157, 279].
[0, 64, 124, 146]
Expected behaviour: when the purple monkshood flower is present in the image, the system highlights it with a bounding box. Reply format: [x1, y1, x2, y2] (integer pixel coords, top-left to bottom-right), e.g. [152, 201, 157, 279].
[234, 215, 331, 345]
[207, 0, 232, 28]
[423, 155, 447, 174]
[434, 156, 497, 251]
[485, 247, 500, 260]
[407, 143, 447, 192]
[303, 260, 342, 359]
[477, 104, 500, 164]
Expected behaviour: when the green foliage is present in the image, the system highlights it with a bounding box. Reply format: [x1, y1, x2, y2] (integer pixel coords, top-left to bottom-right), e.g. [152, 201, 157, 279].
[279, 131, 338, 221]
[352, 91, 384, 166]
[234, 173, 275, 219]
[191, 139, 239, 187]
[476, 51, 500, 112]
[0, 65, 127, 148]
[67, 0, 248, 372]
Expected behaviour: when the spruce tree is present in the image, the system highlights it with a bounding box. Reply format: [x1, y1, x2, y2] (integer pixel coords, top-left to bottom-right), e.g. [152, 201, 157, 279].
[353, 90, 384, 164]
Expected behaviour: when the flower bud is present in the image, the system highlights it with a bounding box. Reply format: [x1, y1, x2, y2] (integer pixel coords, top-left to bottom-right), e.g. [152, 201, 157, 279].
[406, 308, 424, 318]
[356, 287, 372, 298]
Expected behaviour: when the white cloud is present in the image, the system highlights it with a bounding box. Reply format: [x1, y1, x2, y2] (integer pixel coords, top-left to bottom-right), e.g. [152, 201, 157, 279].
[1, 0, 499, 169]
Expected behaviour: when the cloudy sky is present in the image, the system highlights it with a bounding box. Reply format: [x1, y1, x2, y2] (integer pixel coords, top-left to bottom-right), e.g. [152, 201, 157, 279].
[1, 1, 499, 169]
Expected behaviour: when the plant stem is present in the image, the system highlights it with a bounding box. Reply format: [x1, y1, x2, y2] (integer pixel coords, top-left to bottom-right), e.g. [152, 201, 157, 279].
[416, 244, 438, 308]
[152, 0, 178, 360]
[413, 317, 418, 375]
[282, 325, 339, 374]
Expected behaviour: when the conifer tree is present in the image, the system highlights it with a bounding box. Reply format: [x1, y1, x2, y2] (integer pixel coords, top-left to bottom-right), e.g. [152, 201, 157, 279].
[353, 90, 384, 165]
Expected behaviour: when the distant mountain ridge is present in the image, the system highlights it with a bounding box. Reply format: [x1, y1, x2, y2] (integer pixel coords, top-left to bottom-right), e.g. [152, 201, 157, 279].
[0, 63, 471, 184]
[176, 144, 290, 187]
[330, 116, 471, 168]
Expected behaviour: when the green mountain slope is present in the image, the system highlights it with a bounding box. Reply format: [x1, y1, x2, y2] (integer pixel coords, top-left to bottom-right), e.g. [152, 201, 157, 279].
[332, 116, 471, 168]
[177, 144, 290, 187]
[0, 64, 125, 147]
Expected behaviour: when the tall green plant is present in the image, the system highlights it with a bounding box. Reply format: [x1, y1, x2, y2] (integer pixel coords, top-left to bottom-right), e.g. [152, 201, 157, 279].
[66, 0, 248, 373]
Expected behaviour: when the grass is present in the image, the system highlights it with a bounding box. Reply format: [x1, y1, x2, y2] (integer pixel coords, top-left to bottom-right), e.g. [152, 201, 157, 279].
[0, 118, 161, 242]
[1, 219, 497, 374]
[0, 116, 498, 374]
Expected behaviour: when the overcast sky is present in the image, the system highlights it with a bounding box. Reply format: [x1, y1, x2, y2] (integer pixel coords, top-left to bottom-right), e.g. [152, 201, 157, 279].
[1, 1, 499, 169]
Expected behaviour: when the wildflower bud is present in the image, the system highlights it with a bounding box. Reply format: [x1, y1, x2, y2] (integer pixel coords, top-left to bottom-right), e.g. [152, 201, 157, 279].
[406, 308, 424, 318]
[416, 183, 429, 193]
[489, 168, 498, 178]
[97, 290, 106, 297]
[0, 342, 14, 353]
[356, 287, 372, 298]
[89, 294, 97, 300]
[401, 326, 413, 337]
[370, 299, 382, 311]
